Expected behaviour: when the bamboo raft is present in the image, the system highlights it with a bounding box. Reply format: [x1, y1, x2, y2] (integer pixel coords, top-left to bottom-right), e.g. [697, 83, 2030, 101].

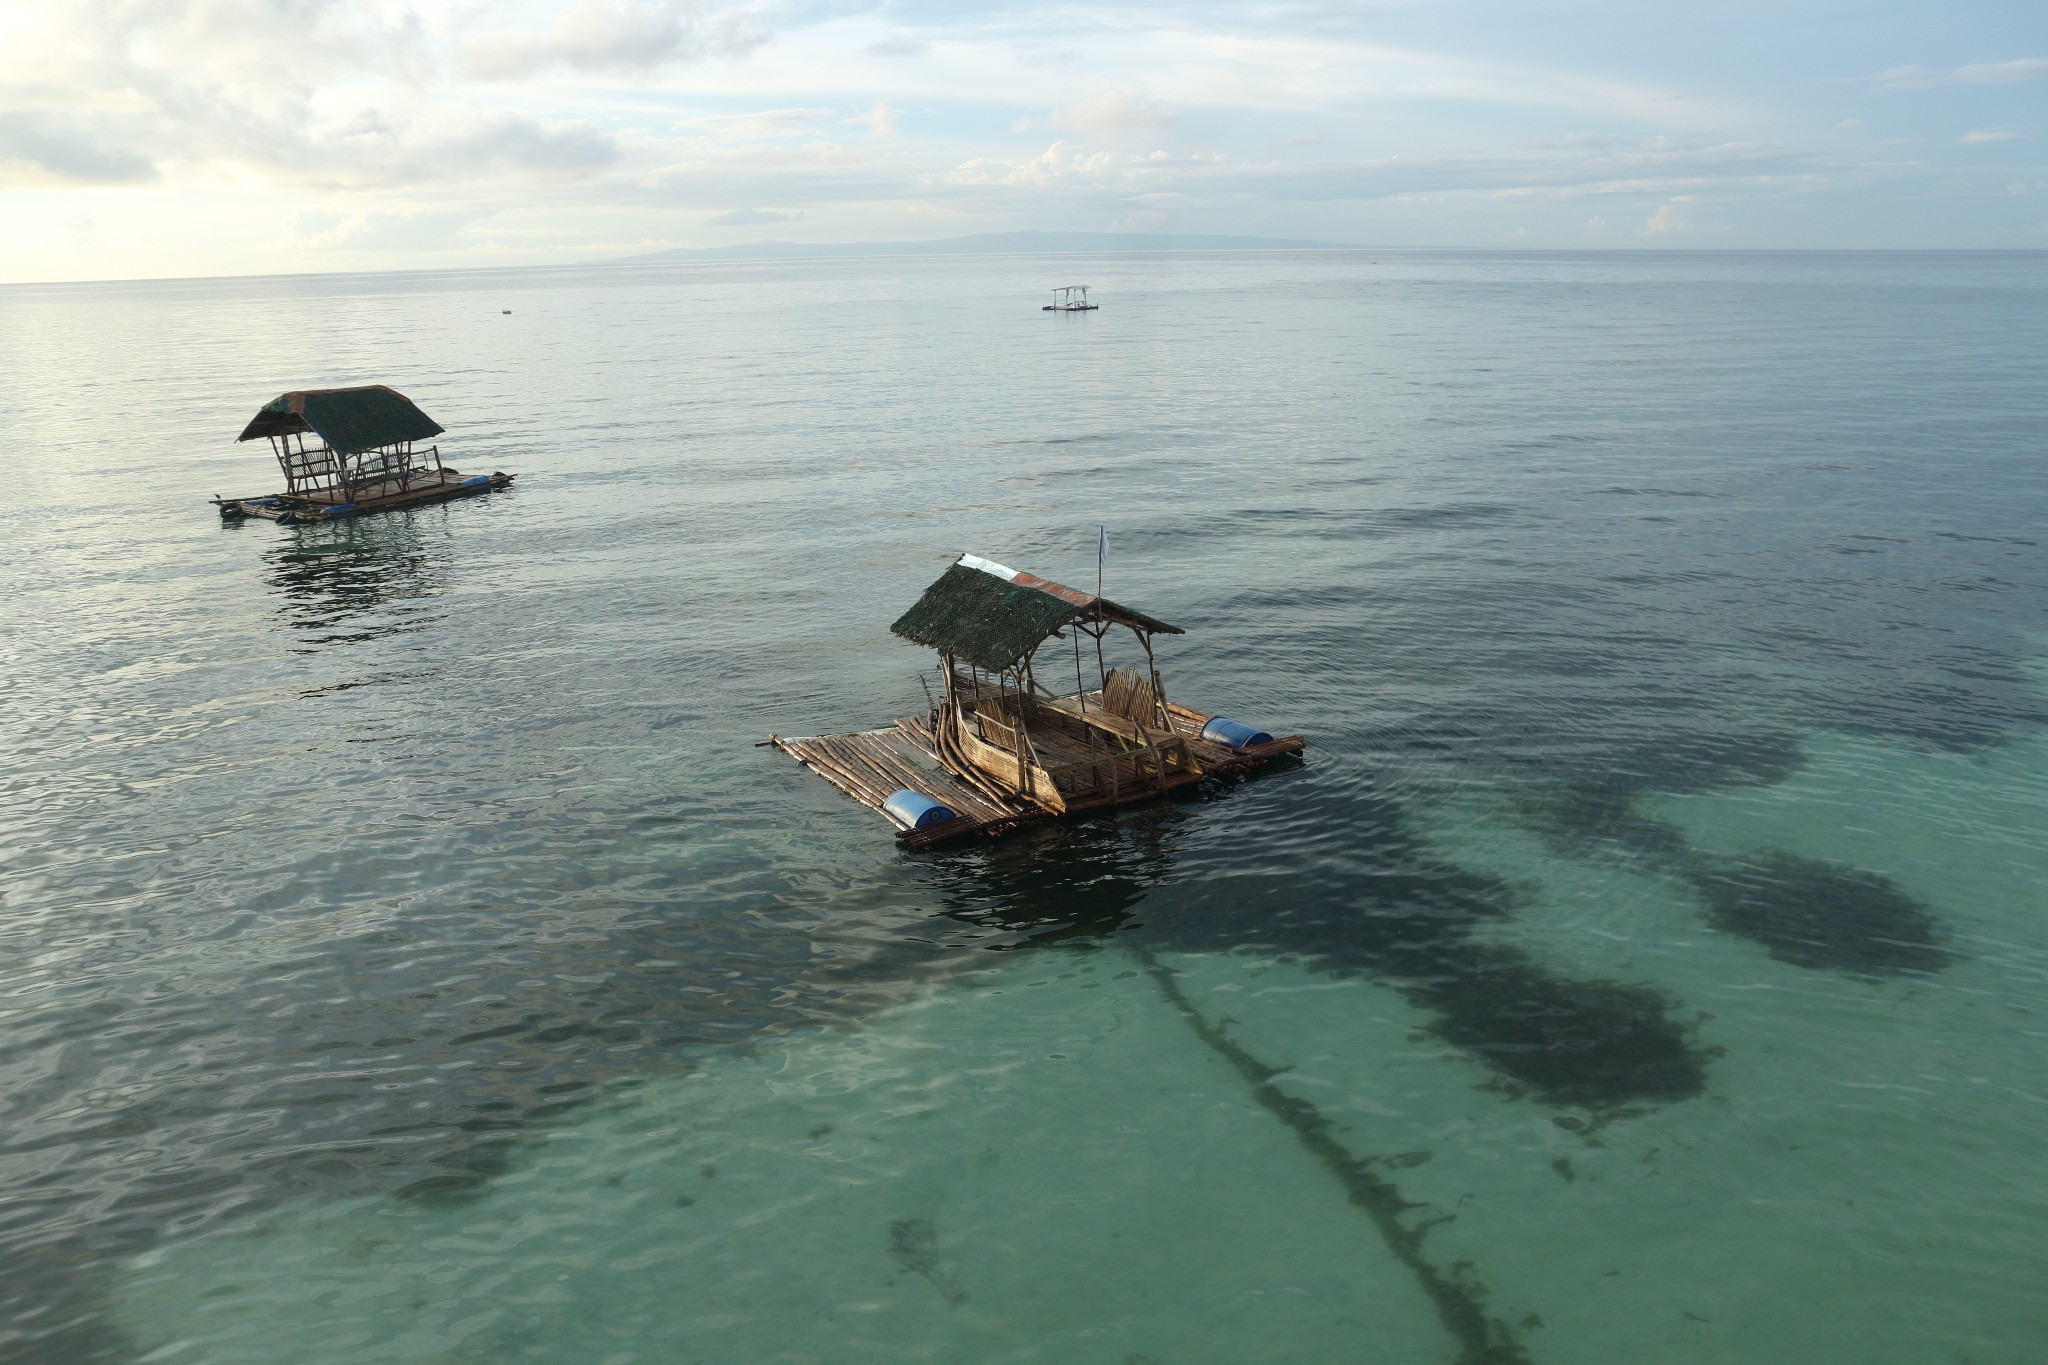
[773, 554, 1304, 849]
[211, 385, 515, 525]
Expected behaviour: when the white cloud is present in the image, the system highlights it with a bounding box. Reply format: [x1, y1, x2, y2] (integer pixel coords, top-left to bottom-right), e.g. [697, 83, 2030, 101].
[291, 207, 478, 251]
[1871, 65, 1940, 91]
[1873, 57, 2048, 91]
[950, 141, 1123, 189]
[706, 206, 795, 225]
[0, 113, 156, 185]
[1055, 91, 1177, 138]
[680, 109, 836, 136]
[845, 102, 901, 139]
[1954, 58, 2048, 85]
[0, 1, 628, 193]
[1643, 197, 1693, 236]
[389, 114, 621, 184]
[865, 36, 929, 59]
[233, 106, 622, 189]
[463, 0, 766, 79]
[2, 0, 2041, 277]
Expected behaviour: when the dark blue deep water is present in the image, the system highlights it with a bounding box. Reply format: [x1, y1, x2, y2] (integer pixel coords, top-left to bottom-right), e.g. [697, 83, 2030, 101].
[2, 250, 2046, 1363]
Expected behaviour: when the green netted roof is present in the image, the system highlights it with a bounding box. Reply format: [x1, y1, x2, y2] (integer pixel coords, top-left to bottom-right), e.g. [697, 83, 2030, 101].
[890, 557, 1182, 672]
[236, 386, 444, 456]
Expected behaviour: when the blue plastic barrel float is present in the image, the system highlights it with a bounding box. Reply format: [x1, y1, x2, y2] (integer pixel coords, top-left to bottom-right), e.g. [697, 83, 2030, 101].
[1199, 716, 1274, 750]
[883, 789, 960, 830]
[458, 474, 492, 490]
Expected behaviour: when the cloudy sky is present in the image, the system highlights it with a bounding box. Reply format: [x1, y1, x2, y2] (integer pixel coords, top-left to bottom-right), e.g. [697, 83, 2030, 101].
[1, 0, 2043, 280]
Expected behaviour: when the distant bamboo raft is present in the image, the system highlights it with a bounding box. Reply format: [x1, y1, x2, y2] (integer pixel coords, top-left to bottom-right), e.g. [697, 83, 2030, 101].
[212, 384, 515, 525]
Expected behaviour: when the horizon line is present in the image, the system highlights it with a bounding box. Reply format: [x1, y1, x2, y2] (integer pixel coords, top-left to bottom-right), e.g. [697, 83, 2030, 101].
[3, 244, 2042, 290]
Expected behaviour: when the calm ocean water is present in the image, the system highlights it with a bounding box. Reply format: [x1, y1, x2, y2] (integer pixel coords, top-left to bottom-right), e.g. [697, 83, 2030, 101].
[3, 249, 2046, 1363]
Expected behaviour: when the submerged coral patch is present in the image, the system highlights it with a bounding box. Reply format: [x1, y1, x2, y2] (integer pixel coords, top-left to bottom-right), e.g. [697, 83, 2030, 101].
[1686, 850, 1950, 977]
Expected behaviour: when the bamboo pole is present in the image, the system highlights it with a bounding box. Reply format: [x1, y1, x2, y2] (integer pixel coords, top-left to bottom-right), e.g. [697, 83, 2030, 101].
[1135, 628, 1184, 788]
[1010, 658, 1058, 806]
[936, 730, 1020, 810]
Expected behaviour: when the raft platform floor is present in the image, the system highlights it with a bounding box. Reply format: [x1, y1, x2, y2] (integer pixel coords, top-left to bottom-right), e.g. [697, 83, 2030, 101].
[213, 469, 514, 524]
[772, 700, 1303, 850]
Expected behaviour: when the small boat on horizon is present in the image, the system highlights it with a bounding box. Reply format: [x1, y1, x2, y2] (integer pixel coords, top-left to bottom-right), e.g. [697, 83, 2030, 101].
[1042, 285, 1099, 312]
[211, 385, 514, 526]
[771, 553, 1303, 848]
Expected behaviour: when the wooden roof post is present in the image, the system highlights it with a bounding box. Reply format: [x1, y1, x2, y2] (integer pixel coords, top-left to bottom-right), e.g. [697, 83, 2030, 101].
[1138, 627, 1170, 731]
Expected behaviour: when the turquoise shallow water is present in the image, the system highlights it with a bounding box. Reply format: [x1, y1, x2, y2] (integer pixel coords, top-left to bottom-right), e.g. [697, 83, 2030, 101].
[2, 250, 2047, 1362]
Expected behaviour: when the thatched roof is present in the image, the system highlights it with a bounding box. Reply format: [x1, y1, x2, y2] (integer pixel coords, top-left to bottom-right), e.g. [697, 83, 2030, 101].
[890, 554, 1182, 672]
[237, 385, 444, 456]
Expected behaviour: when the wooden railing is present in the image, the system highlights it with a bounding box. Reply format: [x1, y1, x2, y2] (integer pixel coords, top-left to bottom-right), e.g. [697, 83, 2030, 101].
[275, 442, 445, 502]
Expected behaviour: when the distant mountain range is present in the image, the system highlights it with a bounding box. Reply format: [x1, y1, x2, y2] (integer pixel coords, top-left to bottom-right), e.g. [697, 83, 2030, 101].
[610, 230, 1360, 263]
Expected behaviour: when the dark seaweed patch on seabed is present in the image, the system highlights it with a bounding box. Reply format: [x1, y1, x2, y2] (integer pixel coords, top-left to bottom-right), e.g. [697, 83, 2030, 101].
[1508, 734, 1951, 978]
[1325, 486, 2048, 974]
[1684, 851, 1949, 977]
[1416, 944, 1703, 1108]
[0, 834, 971, 1364]
[1135, 947, 1532, 1365]
[1479, 703, 1955, 978]
[1503, 728, 1790, 865]
[929, 792, 1709, 1112]
[0, 1238, 130, 1365]
[887, 1218, 967, 1305]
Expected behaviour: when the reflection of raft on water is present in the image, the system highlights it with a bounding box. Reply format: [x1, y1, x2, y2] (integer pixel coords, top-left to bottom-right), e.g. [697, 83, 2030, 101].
[212, 385, 514, 525]
[771, 553, 1305, 849]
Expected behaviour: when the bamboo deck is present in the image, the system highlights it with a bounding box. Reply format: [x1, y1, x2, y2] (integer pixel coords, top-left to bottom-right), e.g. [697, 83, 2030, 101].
[772, 701, 1303, 850]
[214, 470, 514, 524]
[1162, 701, 1308, 776]
[771, 722, 1044, 850]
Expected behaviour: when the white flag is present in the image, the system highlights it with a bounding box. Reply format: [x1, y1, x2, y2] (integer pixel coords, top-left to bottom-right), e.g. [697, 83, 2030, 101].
[1097, 525, 1108, 593]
